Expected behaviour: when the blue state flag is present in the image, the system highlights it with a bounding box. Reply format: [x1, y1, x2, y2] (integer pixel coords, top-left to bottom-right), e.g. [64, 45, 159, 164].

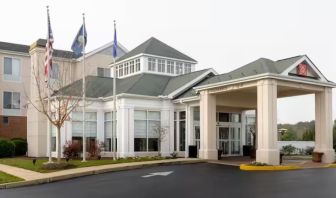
[71, 24, 87, 56]
[112, 24, 118, 58]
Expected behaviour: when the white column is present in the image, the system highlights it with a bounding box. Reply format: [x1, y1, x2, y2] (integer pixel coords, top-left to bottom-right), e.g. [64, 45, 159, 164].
[314, 87, 335, 163]
[118, 104, 132, 158]
[199, 90, 217, 160]
[256, 79, 279, 165]
[161, 100, 173, 157]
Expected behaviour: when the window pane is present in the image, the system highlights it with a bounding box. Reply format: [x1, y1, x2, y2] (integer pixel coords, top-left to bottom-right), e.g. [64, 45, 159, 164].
[148, 111, 160, 120]
[3, 92, 12, 109]
[72, 112, 82, 121]
[11, 59, 20, 81]
[218, 113, 229, 122]
[179, 120, 186, 151]
[179, 111, 186, 120]
[134, 110, 146, 120]
[193, 108, 200, 121]
[148, 138, 158, 151]
[4, 58, 12, 75]
[51, 63, 60, 79]
[12, 92, 20, 109]
[97, 67, 104, 77]
[134, 120, 147, 137]
[134, 138, 147, 151]
[85, 112, 97, 121]
[148, 120, 160, 138]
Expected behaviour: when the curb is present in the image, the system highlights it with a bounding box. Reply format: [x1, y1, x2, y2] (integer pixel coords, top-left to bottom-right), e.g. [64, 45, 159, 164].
[239, 164, 302, 171]
[0, 159, 204, 189]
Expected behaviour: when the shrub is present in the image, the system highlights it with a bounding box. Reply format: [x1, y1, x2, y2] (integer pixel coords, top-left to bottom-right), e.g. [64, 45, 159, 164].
[281, 145, 297, 155]
[11, 139, 27, 156]
[41, 162, 76, 170]
[305, 146, 314, 155]
[63, 141, 81, 159]
[0, 139, 15, 158]
[88, 141, 104, 159]
[170, 152, 178, 159]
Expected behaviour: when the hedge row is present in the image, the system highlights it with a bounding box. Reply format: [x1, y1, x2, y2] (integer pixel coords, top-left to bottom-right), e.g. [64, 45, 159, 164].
[0, 138, 27, 158]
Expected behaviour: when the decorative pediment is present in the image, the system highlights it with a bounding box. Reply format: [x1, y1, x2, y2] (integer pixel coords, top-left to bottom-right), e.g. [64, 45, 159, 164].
[281, 56, 327, 82]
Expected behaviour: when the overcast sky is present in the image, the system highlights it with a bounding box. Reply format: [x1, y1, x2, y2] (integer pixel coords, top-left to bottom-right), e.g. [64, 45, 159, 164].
[1, 0, 335, 124]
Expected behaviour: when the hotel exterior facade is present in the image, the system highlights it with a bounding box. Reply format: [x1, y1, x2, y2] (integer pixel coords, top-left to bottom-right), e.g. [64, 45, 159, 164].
[1, 37, 334, 165]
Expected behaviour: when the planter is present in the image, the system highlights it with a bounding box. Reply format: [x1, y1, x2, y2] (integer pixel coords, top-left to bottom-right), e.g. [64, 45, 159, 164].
[243, 145, 252, 156]
[312, 152, 323, 162]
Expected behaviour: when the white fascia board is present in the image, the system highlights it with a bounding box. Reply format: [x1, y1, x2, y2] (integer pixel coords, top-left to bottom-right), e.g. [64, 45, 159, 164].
[194, 73, 336, 92]
[102, 93, 159, 101]
[142, 53, 198, 64]
[109, 54, 143, 67]
[76, 41, 128, 62]
[167, 69, 216, 99]
[280, 55, 328, 82]
[172, 96, 200, 104]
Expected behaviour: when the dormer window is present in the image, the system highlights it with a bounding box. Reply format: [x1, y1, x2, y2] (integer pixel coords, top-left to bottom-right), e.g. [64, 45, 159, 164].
[176, 62, 183, 75]
[148, 58, 156, 71]
[158, 59, 165, 73]
[130, 60, 135, 73]
[184, 63, 191, 74]
[167, 60, 174, 74]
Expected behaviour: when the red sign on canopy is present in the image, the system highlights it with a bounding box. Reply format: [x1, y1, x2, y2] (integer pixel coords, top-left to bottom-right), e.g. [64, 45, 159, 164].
[297, 63, 308, 76]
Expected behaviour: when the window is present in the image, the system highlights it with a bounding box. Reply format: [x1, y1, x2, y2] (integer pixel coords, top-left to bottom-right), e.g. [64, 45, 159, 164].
[72, 112, 97, 138]
[97, 67, 111, 77]
[184, 63, 192, 74]
[50, 63, 60, 79]
[4, 57, 21, 81]
[176, 62, 183, 75]
[135, 59, 140, 72]
[179, 111, 186, 151]
[3, 92, 20, 109]
[118, 64, 124, 77]
[218, 113, 230, 122]
[148, 58, 156, 71]
[167, 60, 174, 74]
[124, 62, 129, 75]
[134, 110, 160, 152]
[158, 59, 165, 73]
[130, 61, 135, 74]
[2, 117, 9, 125]
[104, 112, 117, 152]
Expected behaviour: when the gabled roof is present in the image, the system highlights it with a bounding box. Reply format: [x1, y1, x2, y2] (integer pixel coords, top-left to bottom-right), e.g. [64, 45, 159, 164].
[31, 39, 77, 58]
[198, 55, 306, 86]
[58, 69, 213, 98]
[0, 41, 30, 54]
[116, 37, 197, 62]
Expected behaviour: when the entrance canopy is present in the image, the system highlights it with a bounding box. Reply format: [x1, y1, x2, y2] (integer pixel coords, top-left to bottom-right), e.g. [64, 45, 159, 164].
[192, 55, 336, 165]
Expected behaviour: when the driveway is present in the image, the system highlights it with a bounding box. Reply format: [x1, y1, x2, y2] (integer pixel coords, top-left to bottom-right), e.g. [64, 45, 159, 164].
[2, 163, 336, 198]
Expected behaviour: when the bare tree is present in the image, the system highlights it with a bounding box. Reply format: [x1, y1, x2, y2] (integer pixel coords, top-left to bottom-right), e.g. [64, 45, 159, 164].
[153, 125, 168, 157]
[27, 62, 81, 164]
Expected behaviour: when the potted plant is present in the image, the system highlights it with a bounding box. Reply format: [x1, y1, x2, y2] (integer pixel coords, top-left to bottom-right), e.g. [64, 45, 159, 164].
[312, 152, 323, 162]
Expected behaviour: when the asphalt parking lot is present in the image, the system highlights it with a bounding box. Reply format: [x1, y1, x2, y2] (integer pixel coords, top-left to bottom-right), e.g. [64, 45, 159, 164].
[2, 163, 336, 198]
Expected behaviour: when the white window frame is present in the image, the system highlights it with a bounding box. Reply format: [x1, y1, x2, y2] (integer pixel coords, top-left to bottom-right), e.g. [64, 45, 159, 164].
[167, 60, 175, 74]
[158, 59, 166, 73]
[3, 91, 20, 109]
[4, 57, 21, 82]
[148, 58, 156, 71]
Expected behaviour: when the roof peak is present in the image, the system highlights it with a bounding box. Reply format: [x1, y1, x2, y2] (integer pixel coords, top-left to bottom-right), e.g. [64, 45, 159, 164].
[116, 36, 197, 62]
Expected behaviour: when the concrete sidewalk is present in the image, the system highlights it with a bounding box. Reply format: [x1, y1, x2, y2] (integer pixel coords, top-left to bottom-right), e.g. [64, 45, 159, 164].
[0, 158, 204, 189]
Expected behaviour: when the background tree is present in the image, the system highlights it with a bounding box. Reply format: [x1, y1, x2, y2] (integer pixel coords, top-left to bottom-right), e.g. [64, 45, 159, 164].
[281, 128, 298, 141]
[302, 129, 315, 141]
[153, 125, 168, 157]
[27, 63, 81, 164]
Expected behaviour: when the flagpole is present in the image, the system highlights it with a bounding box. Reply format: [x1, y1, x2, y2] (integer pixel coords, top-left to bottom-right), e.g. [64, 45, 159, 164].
[82, 13, 87, 162]
[112, 20, 117, 160]
[46, 6, 52, 163]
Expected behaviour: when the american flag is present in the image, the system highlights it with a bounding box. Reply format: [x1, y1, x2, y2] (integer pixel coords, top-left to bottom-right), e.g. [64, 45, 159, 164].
[44, 7, 54, 82]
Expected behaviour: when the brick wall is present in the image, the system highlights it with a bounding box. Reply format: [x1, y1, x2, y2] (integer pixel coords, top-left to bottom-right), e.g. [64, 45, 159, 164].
[0, 116, 27, 139]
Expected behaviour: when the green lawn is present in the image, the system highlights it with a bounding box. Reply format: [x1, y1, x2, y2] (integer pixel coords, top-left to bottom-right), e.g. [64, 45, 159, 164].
[0, 171, 23, 184]
[0, 156, 170, 173]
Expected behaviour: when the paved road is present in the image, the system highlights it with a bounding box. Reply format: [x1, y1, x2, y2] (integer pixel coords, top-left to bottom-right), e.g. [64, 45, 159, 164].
[2, 163, 336, 198]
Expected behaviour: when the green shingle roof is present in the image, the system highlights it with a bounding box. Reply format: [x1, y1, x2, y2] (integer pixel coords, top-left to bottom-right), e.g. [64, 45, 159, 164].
[198, 55, 304, 86]
[58, 69, 212, 98]
[116, 37, 197, 62]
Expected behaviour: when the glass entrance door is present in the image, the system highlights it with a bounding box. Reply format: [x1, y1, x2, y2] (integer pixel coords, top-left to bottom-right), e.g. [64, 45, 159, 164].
[217, 126, 241, 156]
